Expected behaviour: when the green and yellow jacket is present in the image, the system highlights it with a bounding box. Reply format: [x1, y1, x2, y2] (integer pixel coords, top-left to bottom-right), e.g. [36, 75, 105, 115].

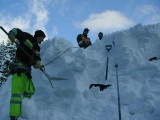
[9, 28, 41, 69]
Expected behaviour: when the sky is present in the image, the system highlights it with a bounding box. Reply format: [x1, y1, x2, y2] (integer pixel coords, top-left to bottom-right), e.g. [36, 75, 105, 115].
[0, 0, 160, 46]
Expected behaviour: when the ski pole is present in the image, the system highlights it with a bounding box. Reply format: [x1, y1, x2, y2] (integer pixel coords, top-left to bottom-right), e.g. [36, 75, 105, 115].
[115, 58, 122, 120]
[40, 67, 53, 88]
[44, 47, 78, 66]
[0, 26, 53, 88]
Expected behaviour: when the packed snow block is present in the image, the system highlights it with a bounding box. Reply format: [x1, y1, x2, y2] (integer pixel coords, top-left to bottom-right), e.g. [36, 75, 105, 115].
[151, 104, 160, 119]
[1, 23, 160, 120]
[128, 98, 155, 115]
[41, 37, 73, 62]
[0, 77, 11, 120]
[120, 91, 137, 105]
[66, 48, 86, 72]
[21, 98, 37, 120]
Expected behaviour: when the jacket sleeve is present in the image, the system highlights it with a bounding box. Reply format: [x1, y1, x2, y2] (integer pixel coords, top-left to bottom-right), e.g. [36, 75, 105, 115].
[8, 28, 26, 43]
[77, 34, 82, 43]
[88, 37, 92, 45]
[33, 44, 41, 63]
[34, 50, 41, 61]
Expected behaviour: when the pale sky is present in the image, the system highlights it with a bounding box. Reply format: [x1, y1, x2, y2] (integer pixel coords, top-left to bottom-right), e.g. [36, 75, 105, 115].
[0, 0, 160, 46]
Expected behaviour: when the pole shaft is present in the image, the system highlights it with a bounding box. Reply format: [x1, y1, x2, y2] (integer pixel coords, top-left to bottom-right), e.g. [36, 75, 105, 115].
[115, 64, 122, 120]
[105, 57, 109, 80]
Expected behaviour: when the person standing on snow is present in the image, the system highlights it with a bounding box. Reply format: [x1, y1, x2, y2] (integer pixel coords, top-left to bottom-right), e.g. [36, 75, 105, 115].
[77, 28, 92, 49]
[91, 32, 103, 49]
[8, 28, 46, 120]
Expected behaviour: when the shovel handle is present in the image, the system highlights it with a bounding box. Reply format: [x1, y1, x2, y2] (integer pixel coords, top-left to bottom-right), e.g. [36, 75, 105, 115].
[0, 26, 9, 36]
[105, 45, 112, 52]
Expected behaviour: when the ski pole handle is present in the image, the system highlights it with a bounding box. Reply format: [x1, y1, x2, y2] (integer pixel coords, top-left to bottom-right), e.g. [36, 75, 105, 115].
[105, 45, 112, 52]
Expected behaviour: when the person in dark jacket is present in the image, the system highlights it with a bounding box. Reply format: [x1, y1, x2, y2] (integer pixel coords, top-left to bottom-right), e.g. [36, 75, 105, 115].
[8, 28, 46, 120]
[77, 28, 92, 49]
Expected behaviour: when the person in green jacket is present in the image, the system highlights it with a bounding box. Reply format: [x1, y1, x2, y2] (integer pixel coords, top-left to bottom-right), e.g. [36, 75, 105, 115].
[8, 28, 46, 120]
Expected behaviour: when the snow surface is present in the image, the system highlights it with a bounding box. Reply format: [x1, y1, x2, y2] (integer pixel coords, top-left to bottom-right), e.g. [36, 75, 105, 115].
[1, 23, 160, 120]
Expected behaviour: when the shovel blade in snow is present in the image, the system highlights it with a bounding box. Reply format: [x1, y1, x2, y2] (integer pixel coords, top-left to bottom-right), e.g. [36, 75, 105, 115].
[89, 84, 111, 91]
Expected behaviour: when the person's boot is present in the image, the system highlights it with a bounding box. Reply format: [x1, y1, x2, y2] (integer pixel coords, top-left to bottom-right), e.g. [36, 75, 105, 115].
[10, 116, 18, 120]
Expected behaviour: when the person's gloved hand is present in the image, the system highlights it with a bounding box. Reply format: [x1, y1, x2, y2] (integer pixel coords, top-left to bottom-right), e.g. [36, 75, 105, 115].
[34, 61, 44, 69]
[8, 34, 15, 42]
[8, 30, 17, 42]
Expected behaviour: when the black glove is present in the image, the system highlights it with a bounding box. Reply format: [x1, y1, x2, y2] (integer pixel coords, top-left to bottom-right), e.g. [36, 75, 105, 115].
[149, 57, 158, 61]
[34, 61, 44, 69]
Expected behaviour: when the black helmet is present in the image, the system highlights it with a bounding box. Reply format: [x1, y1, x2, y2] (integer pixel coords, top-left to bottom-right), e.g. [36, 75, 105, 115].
[98, 32, 103, 36]
[83, 28, 89, 32]
[34, 30, 46, 38]
[98, 32, 103, 40]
